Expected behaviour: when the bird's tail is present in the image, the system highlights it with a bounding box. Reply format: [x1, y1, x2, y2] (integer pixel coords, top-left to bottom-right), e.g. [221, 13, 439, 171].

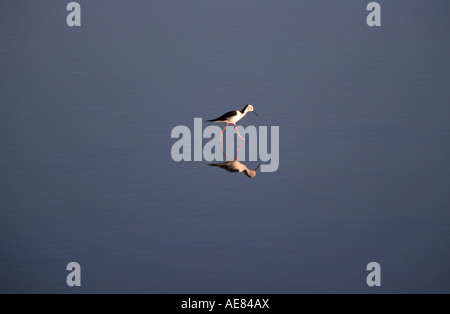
[205, 119, 214, 122]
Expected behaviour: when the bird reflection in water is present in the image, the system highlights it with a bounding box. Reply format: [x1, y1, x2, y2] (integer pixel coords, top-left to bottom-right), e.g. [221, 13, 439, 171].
[208, 141, 260, 178]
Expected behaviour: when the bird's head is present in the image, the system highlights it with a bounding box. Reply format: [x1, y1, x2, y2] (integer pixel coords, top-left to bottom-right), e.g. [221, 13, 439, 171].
[243, 104, 258, 116]
[243, 163, 260, 178]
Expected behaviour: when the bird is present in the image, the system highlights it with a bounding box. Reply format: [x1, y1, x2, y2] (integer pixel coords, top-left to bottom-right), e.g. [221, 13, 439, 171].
[210, 135, 260, 178]
[209, 161, 260, 178]
[206, 104, 258, 141]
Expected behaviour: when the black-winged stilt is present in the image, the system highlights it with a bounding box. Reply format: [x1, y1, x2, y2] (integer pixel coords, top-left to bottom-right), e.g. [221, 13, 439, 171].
[209, 141, 260, 178]
[206, 104, 258, 141]
[209, 161, 259, 178]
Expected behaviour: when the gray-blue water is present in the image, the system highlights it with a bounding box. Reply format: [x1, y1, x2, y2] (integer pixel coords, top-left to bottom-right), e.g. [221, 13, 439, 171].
[1, 1, 449, 293]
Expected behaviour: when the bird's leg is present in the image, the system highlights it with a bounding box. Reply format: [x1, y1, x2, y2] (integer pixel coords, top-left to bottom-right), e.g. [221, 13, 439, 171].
[219, 139, 230, 161]
[234, 123, 246, 142]
[219, 123, 230, 160]
[220, 123, 229, 143]
[235, 141, 245, 161]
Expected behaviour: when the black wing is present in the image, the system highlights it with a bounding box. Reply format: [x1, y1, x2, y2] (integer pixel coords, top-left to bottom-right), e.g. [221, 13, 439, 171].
[206, 110, 238, 122]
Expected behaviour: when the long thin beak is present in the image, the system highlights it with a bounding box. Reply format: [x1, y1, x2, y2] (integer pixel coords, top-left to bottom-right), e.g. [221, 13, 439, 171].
[253, 111, 258, 117]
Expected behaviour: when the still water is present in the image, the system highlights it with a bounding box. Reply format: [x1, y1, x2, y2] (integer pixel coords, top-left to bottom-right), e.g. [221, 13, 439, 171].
[1, 1, 449, 293]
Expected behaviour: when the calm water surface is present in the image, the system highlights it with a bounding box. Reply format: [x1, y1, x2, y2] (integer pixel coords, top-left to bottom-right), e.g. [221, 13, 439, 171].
[0, 1, 449, 293]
